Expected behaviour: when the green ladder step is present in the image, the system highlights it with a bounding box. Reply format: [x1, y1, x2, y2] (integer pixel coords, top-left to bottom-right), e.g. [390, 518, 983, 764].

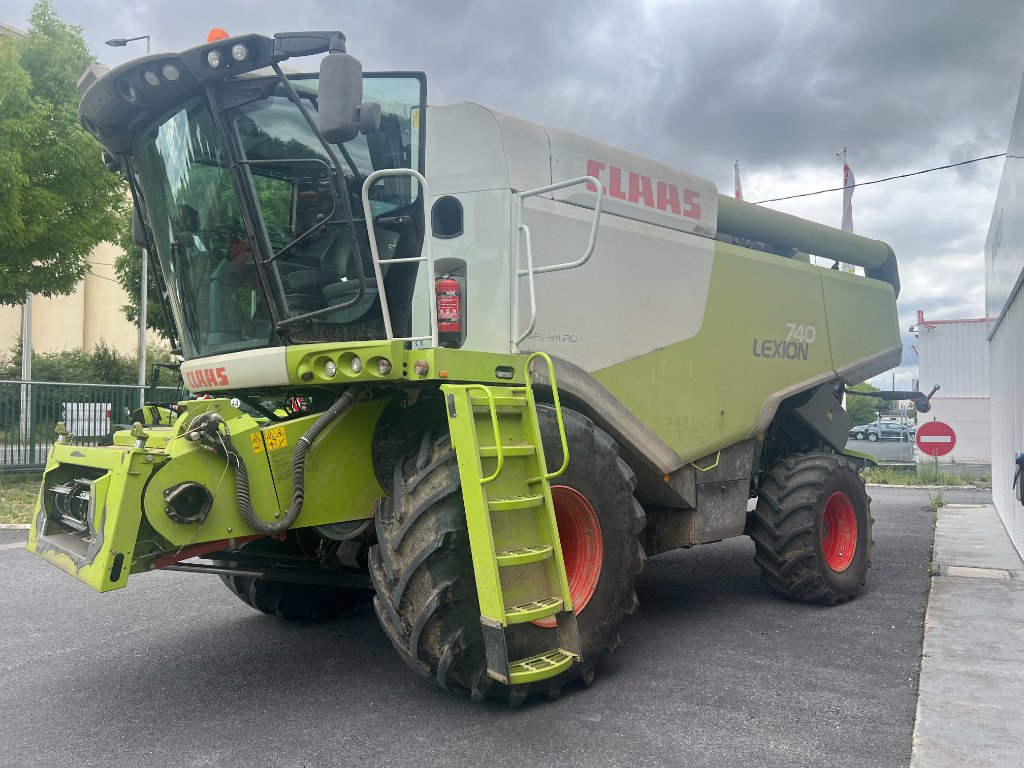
[508, 648, 577, 685]
[471, 395, 527, 409]
[505, 596, 563, 624]
[488, 494, 545, 512]
[478, 443, 536, 458]
[496, 544, 554, 567]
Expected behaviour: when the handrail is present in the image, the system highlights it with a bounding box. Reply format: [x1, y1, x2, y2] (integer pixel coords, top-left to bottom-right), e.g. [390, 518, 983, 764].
[463, 385, 505, 484]
[513, 223, 538, 346]
[512, 176, 604, 351]
[361, 168, 437, 346]
[516, 176, 604, 276]
[525, 352, 569, 481]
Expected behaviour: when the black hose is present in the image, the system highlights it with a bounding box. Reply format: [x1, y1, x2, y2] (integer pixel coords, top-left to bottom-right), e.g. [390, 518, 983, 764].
[229, 387, 362, 535]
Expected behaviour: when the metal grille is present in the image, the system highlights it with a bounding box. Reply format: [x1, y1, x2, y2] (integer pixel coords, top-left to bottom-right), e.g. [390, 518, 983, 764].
[0, 380, 181, 471]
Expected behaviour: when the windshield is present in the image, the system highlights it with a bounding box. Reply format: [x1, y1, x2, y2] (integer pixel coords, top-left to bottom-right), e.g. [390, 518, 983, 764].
[133, 99, 270, 358]
[132, 74, 425, 359]
[230, 74, 424, 344]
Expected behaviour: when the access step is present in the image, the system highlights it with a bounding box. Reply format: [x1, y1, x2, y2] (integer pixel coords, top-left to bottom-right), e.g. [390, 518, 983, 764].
[508, 648, 577, 685]
[505, 596, 563, 624]
[470, 394, 528, 409]
[487, 494, 544, 512]
[495, 544, 554, 567]
[478, 443, 536, 458]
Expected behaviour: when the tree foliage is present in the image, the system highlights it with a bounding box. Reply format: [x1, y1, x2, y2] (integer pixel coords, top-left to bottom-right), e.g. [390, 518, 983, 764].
[0, 338, 176, 385]
[113, 225, 175, 342]
[846, 383, 883, 425]
[0, 1, 128, 306]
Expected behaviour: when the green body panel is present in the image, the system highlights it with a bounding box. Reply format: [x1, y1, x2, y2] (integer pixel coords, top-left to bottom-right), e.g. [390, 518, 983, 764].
[594, 241, 899, 465]
[139, 398, 388, 548]
[27, 442, 156, 592]
[285, 342, 529, 387]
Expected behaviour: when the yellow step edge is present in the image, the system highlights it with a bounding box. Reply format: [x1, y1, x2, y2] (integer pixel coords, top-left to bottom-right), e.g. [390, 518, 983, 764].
[504, 596, 563, 624]
[478, 443, 536, 458]
[487, 494, 545, 512]
[495, 544, 554, 567]
[508, 648, 578, 685]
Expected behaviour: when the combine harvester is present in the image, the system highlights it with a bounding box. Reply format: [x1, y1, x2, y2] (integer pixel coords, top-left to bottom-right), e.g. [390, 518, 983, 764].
[30, 29, 934, 704]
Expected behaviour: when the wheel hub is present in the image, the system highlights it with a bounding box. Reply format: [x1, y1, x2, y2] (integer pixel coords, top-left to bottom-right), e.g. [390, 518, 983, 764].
[533, 485, 603, 628]
[821, 491, 858, 572]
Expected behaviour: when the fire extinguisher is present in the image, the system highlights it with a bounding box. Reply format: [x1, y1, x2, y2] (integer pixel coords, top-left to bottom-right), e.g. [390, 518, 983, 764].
[435, 274, 462, 346]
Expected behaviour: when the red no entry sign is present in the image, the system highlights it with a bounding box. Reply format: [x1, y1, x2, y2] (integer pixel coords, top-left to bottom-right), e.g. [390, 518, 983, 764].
[916, 421, 957, 457]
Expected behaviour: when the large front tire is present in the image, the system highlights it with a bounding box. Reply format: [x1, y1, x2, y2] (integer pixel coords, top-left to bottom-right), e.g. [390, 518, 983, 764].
[368, 406, 645, 703]
[749, 453, 872, 605]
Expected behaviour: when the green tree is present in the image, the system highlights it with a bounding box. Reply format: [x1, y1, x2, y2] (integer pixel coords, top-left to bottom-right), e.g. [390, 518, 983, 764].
[846, 383, 883, 425]
[0, 1, 128, 306]
[113, 225, 175, 341]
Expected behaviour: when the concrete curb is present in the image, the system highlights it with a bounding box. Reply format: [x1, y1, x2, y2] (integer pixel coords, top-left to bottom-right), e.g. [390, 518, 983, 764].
[865, 483, 991, 491]
[0, 524, 30, 530]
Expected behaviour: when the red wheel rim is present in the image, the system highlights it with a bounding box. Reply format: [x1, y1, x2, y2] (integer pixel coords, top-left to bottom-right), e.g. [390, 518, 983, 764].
[533, 486, 604, 628]
[821, 491, 858, 572]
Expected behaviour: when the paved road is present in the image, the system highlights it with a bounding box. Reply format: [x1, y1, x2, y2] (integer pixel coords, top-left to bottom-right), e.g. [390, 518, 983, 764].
[0, 487, 976, 768]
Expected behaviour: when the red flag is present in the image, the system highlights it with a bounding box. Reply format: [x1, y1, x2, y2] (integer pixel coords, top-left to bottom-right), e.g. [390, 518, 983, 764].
[734, 160, 743, 200]
[841, 161, 855, 232]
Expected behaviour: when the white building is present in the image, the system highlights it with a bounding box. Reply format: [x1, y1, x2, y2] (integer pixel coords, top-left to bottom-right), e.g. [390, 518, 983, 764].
[913, 311, 993, 470]
[986, 72, 1024, 558]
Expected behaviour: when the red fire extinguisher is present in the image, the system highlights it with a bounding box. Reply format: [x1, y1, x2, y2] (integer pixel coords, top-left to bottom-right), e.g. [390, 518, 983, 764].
[435, 274, 462, 346]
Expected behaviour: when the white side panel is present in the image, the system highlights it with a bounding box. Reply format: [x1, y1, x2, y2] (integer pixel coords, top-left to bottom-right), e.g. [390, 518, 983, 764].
[180, 347, 289, 391]
[412, 190, 515, 352]
[547, 127, 718, 238]
[516, 196, 714, 371]
[424, 104, 510, 194]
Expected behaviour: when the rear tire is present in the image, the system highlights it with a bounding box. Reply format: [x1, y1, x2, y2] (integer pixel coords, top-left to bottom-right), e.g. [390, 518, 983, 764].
[219, 574, 373, 621]
[368, 406, 645, 702]
[749, 453, 872, 605]
[216, 531, 373, 621]
[867, 432, 878, 442]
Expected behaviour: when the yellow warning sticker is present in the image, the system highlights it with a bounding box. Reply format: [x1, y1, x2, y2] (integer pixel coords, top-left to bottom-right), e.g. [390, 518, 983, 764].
[264, 426, 288, 451]
[249, 433, 264, 454]
[412, 108, 420, 129]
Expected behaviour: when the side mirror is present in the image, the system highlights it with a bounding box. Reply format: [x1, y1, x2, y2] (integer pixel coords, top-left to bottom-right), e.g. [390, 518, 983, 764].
[319, 51, 363, 144]
[359, 101, 381, 135]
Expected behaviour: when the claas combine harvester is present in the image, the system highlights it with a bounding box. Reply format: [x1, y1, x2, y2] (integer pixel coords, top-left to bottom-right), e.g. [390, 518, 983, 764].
[28, 29, 934, 704]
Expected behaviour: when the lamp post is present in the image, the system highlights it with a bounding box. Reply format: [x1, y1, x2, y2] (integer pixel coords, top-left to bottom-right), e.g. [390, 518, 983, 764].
[105, 35, 150, 406]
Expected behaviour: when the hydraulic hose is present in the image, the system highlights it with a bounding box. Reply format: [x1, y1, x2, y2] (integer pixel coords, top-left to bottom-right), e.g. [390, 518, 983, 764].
[190, 387, 363, 536]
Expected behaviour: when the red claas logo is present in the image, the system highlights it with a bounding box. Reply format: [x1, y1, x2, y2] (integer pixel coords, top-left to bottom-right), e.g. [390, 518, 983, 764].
[186, 367, 229, 389]
[586, 159, 702, 220]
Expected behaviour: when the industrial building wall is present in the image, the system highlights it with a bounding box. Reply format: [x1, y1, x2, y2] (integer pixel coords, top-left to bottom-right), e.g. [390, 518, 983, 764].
[989, 286, 1023, 556]
[916, 318, 991, 397]
[985, 71, 1024, 558]
[919, 398, 992, 466]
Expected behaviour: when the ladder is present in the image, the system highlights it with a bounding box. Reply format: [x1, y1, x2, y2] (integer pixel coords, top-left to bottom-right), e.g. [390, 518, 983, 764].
[440, 353, 582, 685]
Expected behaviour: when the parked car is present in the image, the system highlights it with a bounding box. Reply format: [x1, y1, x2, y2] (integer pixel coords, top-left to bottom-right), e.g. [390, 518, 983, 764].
[851, 422, 915, 442]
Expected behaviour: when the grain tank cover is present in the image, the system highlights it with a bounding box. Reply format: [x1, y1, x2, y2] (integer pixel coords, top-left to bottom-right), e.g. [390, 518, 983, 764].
[547, 128, 718, 238]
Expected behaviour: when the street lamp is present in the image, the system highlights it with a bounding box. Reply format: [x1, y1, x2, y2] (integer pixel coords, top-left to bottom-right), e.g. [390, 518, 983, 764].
[105, 34, 150, 405]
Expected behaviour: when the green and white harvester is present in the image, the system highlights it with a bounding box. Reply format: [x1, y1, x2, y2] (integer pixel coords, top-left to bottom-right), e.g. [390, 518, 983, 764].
[28, 29, 934, 704]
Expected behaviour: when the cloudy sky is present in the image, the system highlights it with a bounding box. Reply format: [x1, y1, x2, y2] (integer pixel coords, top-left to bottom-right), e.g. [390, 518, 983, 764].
[9, 0, 1024, 389]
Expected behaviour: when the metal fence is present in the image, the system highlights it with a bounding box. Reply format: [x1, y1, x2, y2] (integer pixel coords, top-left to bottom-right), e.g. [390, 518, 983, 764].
[0, 380, 181, 472]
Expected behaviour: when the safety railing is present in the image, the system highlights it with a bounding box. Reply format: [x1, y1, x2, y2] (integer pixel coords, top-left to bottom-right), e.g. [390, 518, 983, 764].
[512, 177, 604, 351]
[361, 168, 437, 346]
[0, 381, 180, 471]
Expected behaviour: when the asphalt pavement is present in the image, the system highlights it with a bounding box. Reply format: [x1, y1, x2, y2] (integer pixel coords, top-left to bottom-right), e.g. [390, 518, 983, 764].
[0, 487, 954, 768]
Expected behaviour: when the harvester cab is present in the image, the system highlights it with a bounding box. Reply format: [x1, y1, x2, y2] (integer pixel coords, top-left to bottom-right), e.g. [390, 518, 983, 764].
[28, 28, 912, 704]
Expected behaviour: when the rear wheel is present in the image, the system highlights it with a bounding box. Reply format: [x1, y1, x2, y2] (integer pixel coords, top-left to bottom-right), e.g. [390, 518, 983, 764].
[749, 453, 872, 604]
[368, 406, 645, 703]
[867, 432, 878, 442]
